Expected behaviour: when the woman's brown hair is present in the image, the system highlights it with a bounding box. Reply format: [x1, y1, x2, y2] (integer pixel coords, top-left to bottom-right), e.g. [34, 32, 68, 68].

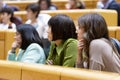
[78, 13, 110, 57]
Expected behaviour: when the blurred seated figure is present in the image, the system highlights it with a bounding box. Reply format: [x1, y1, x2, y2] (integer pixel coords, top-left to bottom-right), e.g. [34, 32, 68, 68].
[0, 0, 19, 11]
[0, 8, 16, 30]
[25, 3, 51, 58]
[7, 24, 46, 64]
[96, 0, 120, 26]
[0, 7, 22, 27]
[37, 0, 57, 10]
[65, 0, 85, 10]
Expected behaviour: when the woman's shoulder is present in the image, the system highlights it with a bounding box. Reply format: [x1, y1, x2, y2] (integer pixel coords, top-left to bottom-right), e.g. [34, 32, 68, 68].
[89, 38, 113, 57]
[90, 38, 111, 48]
[64, 38, 78, 46]
[27, 43, 43, 50]
[11, 23, 16, 29]
[11, 23, 16, 26]
[0, 24, 4, 28]
[66, 38, 78, 43]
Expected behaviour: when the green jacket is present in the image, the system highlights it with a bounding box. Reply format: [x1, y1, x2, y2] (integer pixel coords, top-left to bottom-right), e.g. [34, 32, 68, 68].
[47, 38, 78, 67]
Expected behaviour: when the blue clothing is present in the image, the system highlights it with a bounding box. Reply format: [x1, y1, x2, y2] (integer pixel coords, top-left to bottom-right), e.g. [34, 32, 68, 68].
[103, 0, 120, 26]
[7, 43, 46, 64]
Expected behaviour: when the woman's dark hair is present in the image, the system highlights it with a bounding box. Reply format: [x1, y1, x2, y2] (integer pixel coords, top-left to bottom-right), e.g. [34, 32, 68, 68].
[78, 13, 110, 56]
[17, 24, 43, 50]
[0, 7, 13, 22]
[26, 3, 40, 18]
[48, 14, 77, 41]
[38, 0, 51, 8]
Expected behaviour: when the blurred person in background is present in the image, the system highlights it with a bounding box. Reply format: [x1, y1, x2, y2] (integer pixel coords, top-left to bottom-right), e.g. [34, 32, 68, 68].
[25, 3, 51, 58]
[0, 7, 22, 29]
[96, 0, 120, 26]
[38, 0, 57, 10]
[65, 0, 85, 9]
[0, 8, 16, 30]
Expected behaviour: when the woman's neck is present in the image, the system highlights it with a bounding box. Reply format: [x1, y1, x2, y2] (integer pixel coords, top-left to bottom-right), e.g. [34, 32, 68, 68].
[55, 39, 62, 46]
[31, 17, 37, 24]
[3, 20, 11, 25]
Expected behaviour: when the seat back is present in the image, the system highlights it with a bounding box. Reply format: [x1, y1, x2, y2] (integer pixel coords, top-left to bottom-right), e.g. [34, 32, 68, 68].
[61, 68, 120, 80]
[22, 64, 61, 80]
[14, 9, 117, 26]
[0, 30, 5, 59]
[4, 30, 15, 59]
[41, 9, 117, 26]
[0, 30, 15, 60]
[0, 60, 22, 80]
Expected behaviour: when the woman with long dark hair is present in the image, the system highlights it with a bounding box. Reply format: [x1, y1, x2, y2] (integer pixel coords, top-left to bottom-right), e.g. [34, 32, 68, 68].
[76, 13, 120, 73]
[7, 24, 46, 64]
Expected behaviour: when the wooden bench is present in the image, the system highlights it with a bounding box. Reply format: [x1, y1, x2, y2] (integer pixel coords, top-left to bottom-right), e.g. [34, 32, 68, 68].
[22, 64, 61, 80]
[0, 60, 22, 80]
[0, 30, 5, 59]
[108, 27, 116, 39]
[0, 30, 15, 60]
[61, 67, 120, 80]
[21, 62, 120, 80]
[108, 27, 120, 41]
[14, 9, 117, 26]
[4, 0, 98, 11]
[116, 27, 120, 41]
[0, 60, 119, 80]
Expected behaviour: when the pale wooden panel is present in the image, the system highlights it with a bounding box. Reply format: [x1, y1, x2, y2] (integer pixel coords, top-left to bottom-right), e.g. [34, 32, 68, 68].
[4, 30, 15, 59]
[0, 30, 5, 59]
[0, 60, 22, 80]
[116, 27, 120, 41]
[108, 27, 117, 38]
[61, 68, 120, 80]
[14, 9, 117, 26]
[22, 64, 62, 80]
[0, 41, 5, 59]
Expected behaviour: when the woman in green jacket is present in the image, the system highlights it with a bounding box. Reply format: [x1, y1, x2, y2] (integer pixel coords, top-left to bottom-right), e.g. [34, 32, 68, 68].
[46, 14, 78, 67]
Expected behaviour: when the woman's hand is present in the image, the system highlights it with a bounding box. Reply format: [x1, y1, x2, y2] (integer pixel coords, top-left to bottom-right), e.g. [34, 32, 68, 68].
[11, 41, 20, 53]
[46, 60, 53, 65]
[76, 39, 84, 68]
[78, 39, 84, 54]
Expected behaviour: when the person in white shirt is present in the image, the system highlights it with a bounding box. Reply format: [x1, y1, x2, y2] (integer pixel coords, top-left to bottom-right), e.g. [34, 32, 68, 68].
[0, 7, 16, 30]
[25, 3, 51, 58]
